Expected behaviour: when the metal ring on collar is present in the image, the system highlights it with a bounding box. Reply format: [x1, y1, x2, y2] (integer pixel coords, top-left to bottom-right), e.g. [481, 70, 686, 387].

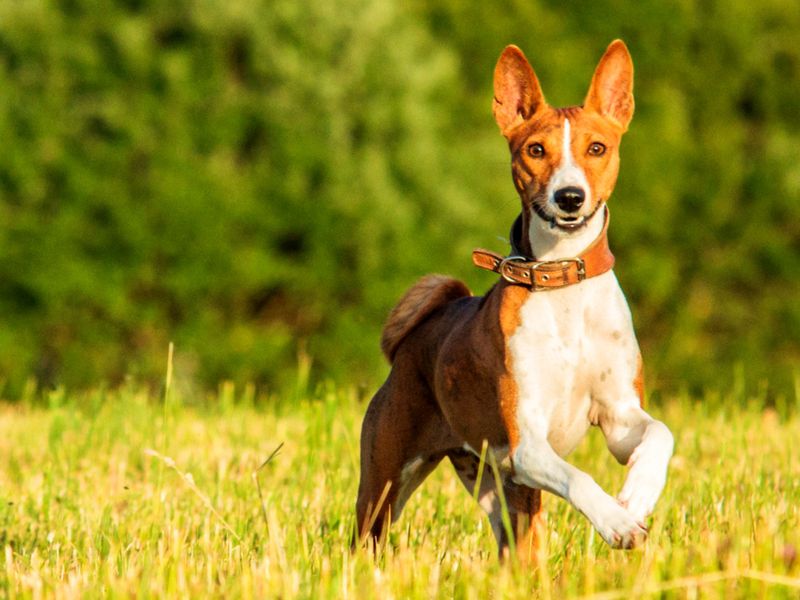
[498, 255, 528, 283]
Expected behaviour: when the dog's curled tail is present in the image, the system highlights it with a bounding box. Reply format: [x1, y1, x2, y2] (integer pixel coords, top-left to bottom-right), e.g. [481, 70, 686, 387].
[381, 275, 471, 362]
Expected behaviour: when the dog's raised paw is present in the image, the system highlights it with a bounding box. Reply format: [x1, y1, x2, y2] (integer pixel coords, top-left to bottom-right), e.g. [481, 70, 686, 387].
[593, 496, 648, 549]
[617, 465, 666, 523]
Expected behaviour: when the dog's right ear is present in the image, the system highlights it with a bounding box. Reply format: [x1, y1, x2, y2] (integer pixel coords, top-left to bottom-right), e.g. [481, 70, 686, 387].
[493, 45, 545, 135]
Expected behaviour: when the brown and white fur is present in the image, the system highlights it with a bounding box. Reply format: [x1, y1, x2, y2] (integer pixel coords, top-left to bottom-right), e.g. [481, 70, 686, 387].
[355, 40, 674, 560]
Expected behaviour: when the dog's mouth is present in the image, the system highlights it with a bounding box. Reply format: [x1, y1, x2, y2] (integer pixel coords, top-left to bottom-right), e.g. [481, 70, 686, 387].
[553, 215, 587, 230]
[531, 202, 593, 233]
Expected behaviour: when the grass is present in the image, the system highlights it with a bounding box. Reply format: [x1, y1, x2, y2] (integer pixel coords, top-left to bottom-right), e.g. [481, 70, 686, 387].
[0, 378, 799, 598]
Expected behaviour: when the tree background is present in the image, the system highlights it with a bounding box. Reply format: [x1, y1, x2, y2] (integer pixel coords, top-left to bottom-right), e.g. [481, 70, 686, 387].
[0, 0, 798, 398]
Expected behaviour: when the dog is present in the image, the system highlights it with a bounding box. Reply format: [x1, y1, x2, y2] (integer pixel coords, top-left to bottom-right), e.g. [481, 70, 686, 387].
[355, 40, 674, 560]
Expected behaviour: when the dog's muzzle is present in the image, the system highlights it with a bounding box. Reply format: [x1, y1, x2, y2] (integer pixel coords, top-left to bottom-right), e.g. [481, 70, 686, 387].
[554, 186, 585, 213]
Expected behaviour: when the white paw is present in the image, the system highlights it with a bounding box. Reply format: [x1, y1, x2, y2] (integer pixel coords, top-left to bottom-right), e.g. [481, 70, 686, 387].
[591, 495, 648, 549]
[617, 421, 673, 522]
[617, 455, 667, 523]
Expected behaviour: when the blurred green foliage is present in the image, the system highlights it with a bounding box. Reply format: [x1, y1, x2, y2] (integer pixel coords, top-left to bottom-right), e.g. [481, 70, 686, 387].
[0, 0, 798, 397]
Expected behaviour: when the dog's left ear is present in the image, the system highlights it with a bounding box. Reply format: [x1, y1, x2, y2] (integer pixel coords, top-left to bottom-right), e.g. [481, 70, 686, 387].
[584, 40, 634, 131]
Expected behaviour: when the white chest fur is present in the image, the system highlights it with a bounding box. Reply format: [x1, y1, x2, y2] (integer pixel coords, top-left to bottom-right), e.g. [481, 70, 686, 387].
[508, 271, 641, 457]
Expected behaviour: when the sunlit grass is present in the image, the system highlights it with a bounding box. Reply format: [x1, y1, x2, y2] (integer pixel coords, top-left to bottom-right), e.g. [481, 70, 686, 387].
[0, 381, 798, 598]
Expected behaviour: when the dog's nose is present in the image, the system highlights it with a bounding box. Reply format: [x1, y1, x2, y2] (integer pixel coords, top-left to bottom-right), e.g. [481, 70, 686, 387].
[554, 187, 585, 213]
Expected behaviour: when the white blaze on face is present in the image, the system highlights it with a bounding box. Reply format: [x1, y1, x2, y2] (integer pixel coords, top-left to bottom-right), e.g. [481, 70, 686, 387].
[546, 119, 591, 214]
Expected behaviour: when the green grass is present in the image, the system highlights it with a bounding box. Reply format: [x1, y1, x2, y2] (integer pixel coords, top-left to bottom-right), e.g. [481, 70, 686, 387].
[0, 380, 799, 598]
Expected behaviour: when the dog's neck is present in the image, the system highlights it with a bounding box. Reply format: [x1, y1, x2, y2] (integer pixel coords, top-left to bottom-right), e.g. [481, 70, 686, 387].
[525, 204, 606, 261]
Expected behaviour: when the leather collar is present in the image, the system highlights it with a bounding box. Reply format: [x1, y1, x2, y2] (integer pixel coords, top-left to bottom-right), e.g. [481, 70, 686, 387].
[472, 206, 615, 290]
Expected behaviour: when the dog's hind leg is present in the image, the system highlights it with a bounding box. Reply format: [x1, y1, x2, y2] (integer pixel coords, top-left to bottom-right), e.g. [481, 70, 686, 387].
[507, 486, 545, 565]
[355, 364, 456, 551]
[448, 449, 544, 563]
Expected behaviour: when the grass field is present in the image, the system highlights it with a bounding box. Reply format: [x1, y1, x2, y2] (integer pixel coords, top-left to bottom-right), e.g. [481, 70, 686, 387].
[1, 376, 799, 598]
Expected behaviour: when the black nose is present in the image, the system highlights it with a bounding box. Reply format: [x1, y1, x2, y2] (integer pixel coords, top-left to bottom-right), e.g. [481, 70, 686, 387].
[554, 187, 585, 213]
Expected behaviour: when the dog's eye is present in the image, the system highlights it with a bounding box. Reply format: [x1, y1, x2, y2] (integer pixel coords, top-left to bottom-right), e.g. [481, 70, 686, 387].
[588, 142, 606, 156]
[527, 143, 545, 158]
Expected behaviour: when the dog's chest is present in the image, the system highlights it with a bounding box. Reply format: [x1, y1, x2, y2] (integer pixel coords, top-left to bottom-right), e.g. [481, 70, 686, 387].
[507, 272, 637, 456]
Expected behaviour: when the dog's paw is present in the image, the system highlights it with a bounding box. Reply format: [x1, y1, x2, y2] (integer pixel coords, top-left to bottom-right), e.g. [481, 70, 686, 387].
[591, 495, 648, 549]
[617, 487, 658, 525]
[616, 422, 673, 522]
[617, 458, 667, 523]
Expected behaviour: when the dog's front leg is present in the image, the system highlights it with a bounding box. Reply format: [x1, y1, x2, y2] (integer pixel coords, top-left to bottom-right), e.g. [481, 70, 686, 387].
[512, 436, 648, 549]
[600, 405, 674, 523]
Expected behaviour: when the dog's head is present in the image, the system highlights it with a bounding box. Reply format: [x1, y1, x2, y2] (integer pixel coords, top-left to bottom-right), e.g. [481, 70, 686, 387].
[493, 41, 633, 249]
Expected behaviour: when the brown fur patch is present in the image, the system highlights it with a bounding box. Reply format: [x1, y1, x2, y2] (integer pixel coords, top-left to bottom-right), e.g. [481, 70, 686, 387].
[381, 275, 471, 362]
[497, 283, 528, 450]
[634, 354, 645, 407]
[555, 105, 582, 119]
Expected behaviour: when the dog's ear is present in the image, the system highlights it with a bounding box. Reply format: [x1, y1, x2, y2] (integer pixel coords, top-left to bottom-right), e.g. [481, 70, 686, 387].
[493, 45, 545, 135]
[584, 40, 634, 131]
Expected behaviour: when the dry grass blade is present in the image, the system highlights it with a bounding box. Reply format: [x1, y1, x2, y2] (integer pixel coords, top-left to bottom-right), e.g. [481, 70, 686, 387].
[581, 569, 800, 599]
[471, 439, 489, 504]
[358, 481, 393, 549]
[742, 569, 800, 589]
[486, 448, 516, 562]
[253, 442, 285, 530]
[144, 448, 242, 543]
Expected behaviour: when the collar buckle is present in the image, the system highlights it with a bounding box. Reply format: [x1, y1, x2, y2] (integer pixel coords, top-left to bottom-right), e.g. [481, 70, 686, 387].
[573, 257, 587, 281]
[530, 257, 586, 289]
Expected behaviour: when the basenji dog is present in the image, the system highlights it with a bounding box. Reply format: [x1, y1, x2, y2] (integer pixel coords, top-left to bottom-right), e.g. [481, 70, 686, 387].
[356, 40, 674, 560]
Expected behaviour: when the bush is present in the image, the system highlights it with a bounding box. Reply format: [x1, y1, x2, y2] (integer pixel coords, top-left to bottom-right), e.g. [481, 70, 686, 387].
[0, 0, 798, 397]
[0, 0, 475, 393]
